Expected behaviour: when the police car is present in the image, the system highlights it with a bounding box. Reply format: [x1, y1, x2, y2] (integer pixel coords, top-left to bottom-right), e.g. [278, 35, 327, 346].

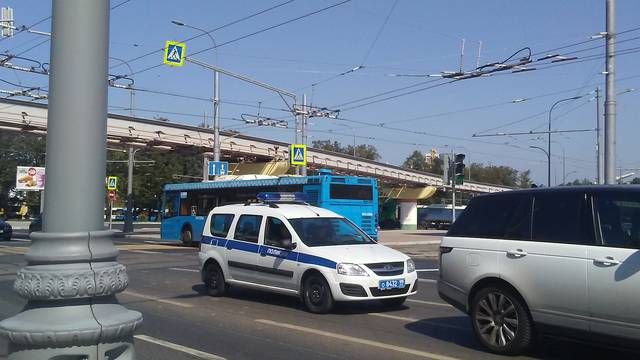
[198, 193, 418, 313]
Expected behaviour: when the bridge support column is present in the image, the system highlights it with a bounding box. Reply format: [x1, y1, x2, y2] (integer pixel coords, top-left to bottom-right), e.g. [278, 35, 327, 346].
[398, 200, 418, 230]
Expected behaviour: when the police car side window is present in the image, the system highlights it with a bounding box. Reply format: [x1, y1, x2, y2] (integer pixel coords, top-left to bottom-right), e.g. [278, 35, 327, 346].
[210, 214, 234, 238]
[233, 215, 262, 243]
[265, 217, 292, 248]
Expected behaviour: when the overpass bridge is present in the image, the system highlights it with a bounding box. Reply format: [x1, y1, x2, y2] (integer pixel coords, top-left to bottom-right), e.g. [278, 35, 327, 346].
[0, 98, 512, 229]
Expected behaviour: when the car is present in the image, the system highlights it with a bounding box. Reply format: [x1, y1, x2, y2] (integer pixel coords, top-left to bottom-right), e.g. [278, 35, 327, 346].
[0, 218, 12, 240]
[438, 186, 640, 355]
[198, 192, 418, 313]
[29, 213, 42, 233]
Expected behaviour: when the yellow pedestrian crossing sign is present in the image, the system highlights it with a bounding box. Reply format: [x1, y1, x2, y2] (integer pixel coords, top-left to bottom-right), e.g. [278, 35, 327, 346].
[289, 144, 306, 166]
[107, 176, 118, 190]
[163, 40, 186, 66]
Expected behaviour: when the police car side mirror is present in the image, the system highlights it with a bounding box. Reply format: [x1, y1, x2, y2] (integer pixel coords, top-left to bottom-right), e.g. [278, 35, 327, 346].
[281, 238, 296, 250]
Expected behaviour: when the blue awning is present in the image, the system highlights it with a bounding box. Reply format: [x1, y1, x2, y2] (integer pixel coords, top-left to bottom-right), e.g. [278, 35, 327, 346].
[163, 176, 310, 191]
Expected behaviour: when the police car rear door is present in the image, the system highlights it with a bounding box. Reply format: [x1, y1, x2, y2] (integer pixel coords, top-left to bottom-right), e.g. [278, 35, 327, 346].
[226, 214, 262, 283]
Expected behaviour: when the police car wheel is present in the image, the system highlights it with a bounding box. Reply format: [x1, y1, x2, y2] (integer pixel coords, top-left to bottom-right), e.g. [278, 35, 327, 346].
[303, 274, 334, 314]
[379, 296, 407, 308]
[205, 264, 226, 297]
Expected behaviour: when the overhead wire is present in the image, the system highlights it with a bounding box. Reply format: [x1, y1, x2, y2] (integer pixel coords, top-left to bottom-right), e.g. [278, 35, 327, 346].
[113, 0, 295, 70]
[129, 0, 353, 77]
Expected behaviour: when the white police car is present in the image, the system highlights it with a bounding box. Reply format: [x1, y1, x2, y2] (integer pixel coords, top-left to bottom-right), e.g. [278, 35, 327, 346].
[198, 193, 418, 313]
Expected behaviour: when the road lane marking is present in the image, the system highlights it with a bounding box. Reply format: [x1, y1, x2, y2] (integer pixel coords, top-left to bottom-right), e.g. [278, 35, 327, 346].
[169, 267, 200, 273]
[407, 299, 452, 307]
[367, 313, 468, 331]
[418, 278, 437, 284]
[122, 290, 193, 308]
[255, 319, 462, 360]
[416, 269, 439, 272]
[135, 335, 226, 360]
[129, 250, 162, 254]
[117, 244, 192, 251]
[368, 312, 419, 322]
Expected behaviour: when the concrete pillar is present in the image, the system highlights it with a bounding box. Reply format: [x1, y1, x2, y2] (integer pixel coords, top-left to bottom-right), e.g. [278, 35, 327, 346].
[398, 200, 418, 230]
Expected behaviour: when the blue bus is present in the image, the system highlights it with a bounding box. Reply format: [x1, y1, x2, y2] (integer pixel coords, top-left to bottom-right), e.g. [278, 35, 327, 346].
[161, 172, 378, 245]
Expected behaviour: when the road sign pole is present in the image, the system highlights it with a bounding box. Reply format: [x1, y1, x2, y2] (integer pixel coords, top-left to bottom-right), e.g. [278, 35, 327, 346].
[301, 94, 308, 176]
[109, 199, 113, 230]
[0, 1, 142, 358]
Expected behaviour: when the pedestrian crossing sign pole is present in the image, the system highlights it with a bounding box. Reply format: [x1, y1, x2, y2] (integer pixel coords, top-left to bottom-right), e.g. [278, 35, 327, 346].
[289, 144, 306, 166]
[163, 40, 186, 66]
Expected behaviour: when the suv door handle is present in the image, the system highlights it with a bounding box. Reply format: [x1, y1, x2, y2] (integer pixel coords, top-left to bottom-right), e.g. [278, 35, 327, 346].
[594, 257, 621, 266]
[506, 249, 528, 258]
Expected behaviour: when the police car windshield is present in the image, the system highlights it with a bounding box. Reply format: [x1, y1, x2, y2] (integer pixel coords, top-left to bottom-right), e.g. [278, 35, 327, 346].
[289, 217, 374, 247]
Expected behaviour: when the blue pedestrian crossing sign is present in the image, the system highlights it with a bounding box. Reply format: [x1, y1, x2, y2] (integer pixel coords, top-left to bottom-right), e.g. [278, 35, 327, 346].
[208, 161, 229, 176]
[289, 144, 307, 166]
[163, 40, 186, 67]
[106, 176, 118, 190]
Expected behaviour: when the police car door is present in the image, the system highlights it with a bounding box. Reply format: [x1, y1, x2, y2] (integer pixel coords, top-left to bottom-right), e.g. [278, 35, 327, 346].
[226, 214, 262, 283]
[256, 216, 299, 290]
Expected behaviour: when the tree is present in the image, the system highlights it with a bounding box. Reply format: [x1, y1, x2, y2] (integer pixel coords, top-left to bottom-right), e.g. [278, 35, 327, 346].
[631, 177, 640, 184]
[311, 140, 380, 160]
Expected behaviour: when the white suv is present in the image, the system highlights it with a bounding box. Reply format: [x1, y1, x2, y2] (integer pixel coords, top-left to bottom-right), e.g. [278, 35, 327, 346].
[439, 187, 640, 355]
[198, 194, 418, 313]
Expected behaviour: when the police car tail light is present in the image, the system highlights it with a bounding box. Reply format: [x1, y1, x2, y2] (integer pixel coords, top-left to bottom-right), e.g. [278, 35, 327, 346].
[256, 192, 308, 203]
[406, 259, 416, 273]
[337, 263, 369, 277]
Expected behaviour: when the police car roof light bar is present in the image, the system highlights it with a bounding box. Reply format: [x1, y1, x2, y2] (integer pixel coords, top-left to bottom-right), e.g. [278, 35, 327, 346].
[256, 192, 309, 204]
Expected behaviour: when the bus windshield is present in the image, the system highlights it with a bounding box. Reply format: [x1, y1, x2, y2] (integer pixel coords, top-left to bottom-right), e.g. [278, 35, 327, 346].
[289, 217, 375, 247]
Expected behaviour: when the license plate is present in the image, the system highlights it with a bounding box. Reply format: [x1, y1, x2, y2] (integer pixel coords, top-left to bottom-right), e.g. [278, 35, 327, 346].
[378, 279, 405, 290]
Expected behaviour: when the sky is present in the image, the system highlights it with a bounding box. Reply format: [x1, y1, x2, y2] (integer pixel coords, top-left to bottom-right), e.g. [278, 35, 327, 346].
[1, 0, 639, 185]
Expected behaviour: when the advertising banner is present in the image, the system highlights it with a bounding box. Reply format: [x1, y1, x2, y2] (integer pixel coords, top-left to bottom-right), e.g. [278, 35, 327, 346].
[16, 166, 45, 191]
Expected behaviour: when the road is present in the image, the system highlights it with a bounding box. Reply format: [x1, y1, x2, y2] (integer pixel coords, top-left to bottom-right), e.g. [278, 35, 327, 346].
[0, 232, 638, 360]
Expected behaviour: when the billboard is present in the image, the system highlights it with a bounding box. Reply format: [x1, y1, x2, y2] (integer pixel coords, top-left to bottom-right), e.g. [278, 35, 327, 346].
[16, 166, 45, 191]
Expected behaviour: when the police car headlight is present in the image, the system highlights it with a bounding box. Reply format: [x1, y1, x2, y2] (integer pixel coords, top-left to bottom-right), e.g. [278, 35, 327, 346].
[406, 259, 416, 273]
[336, 263, 369, 276]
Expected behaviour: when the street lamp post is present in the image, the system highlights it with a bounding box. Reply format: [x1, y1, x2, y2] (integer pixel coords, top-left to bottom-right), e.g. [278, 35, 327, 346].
[0, 1, 142, 358]
[548, 96, 581, 187]
[530, 145, 551, 186]
[171, 20, 220, 179]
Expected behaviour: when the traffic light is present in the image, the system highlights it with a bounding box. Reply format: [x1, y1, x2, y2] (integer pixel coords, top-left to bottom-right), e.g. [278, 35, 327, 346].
[454, 153, 466, 185]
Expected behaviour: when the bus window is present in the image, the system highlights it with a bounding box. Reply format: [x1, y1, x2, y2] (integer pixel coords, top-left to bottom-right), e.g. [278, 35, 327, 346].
[329, 184, 373, 201]
[163, 192, 179, 219]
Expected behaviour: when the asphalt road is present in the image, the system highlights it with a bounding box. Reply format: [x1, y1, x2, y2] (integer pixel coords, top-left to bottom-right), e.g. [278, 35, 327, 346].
[1, 235, 639, 360]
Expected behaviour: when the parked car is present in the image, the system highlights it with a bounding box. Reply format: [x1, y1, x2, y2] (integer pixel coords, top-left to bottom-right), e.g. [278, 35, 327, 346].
[0, 218, 13, 240]
[438, 186, 640, 355]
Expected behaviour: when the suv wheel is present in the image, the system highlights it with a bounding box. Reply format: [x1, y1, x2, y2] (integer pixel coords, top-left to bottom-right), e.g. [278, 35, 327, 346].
[180, 228, 193, 247]
[204, 263, 226, 297]
[470, 286, 533, 355]
[303, 274, 334, 314]
[380, 296, 407, 308]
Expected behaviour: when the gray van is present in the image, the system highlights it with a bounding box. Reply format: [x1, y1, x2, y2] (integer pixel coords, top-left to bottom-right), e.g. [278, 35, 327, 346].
[438, 186, 640, 355]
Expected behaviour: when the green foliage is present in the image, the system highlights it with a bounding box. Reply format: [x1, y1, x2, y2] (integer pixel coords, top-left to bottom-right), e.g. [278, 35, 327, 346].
[563, 178, 594, 186]
[0, 132, 46, 213]
[311, 140, 380, 160]
[631, 177, 640, 185]
[401, 149, 532, 188]
[402, 150, 444, 174]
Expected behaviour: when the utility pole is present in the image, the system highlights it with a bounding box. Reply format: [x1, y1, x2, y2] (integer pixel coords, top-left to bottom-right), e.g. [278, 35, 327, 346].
[596, 87, 604, 184]
[301, 93, 308, 176]
[0, 1, 142, 359]
[213, 70, 221, 177]
[604, 0, 616, 184]
[451, 149, 456, 221]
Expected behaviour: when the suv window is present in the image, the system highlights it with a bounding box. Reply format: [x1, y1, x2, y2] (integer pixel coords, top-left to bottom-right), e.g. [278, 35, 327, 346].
[265, 217, 293, 248]
[447, 195, 532, 240]
[531, 193, 595, 245]
[210, 214, 234, 238]
[595, 193, 640, 249]
[233, 215, 262, 243]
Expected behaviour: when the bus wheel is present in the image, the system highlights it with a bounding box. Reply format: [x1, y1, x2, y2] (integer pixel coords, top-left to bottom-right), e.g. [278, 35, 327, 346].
[180, 228, 193, 247]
